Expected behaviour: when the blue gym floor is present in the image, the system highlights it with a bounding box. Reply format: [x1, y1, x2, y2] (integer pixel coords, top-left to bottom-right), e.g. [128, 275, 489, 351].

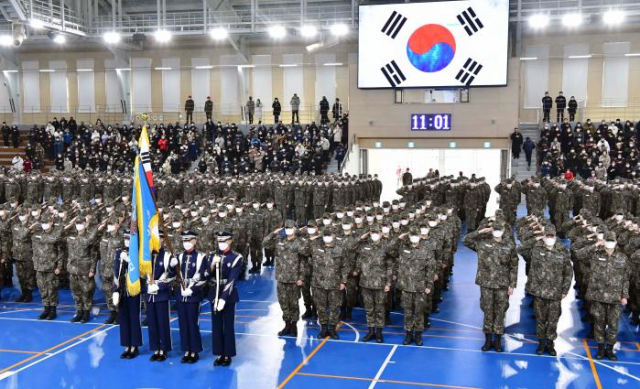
[1, 208, 639, 388]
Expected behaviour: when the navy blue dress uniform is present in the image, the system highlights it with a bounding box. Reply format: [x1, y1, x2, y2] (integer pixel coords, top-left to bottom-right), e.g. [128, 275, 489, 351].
[209, 232, 243, 367]
[176, 231, 209, 364]
[112, 230, 143, 359]
[144, 242, 176, 362]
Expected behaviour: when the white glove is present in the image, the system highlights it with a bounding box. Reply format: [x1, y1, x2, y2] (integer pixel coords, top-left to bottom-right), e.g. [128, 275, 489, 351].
[112, 292, 120, 306]
[212, 254, 221, 265]
[193, 273, 201, 282]
[169, 256, 178, 267]
[147, 284, 159, 294]
[120, 251, 129, 262]
[216, 299, 226, 312]
[182, 288, 193, 297]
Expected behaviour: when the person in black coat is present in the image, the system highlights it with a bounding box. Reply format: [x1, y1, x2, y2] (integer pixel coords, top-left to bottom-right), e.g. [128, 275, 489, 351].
[555, 91, 566, 122]
[272, 98, 282, 124]
[568, 96, 578, 121]
[319, 96, 330, 125]
[541, 92, 553, 123]
[204, 96, 213, 121]
[510, 127, 523, 159]
[523, 137, 535, 170]
[184, 96, 195, 124]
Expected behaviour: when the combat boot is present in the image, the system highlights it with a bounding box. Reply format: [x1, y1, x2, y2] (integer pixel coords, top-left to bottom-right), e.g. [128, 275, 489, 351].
[493, 335, 503, 352]
[23, 289, 33, 302]
[481, 334, 493, 352]
[104, 311, 117, 324]
[595, 344, 606, 360]
[375, 328, 383, 343]
[415, 331, 423, 346]
[38, 306, 51, 320]
[289, 322, 298, 337]
[278, 322, 291, 336]
[546, 340, 557, 357]
[631, 312, 640, 326]
[71, 310, 83, 323]
[424, 314, 431, 329]
[301, 305, 313, 319]
[328, 326, 339, 340]
[536, 340, 546, 355]
[363, 327, 375, 342]
[385, 312, 391, 325]
[47, 306, 57, 320]
[80, 311, 90, 323]
[605, 344, 618, 361]
[318, 325, 328, 338]
[402, 331, 413, 345]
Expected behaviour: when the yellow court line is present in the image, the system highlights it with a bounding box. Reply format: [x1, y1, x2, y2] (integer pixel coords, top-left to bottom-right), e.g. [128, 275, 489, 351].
[0, 349, 39, 355]
[582, 339, 603, 389]
[0, 324, 108, 375]
[296, 372, 482, 389]
[636, 343, 640, 352]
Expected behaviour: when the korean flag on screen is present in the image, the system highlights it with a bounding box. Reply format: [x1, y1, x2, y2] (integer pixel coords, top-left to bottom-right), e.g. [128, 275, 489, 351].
[358, 0, 509, 89]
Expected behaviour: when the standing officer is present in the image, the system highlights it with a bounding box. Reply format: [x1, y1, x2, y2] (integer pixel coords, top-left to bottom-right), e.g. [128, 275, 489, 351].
[355, 224, 391, 343]
[12, 209, 36, 302]
[568, 96, 578, 121]
[542, 91, 553, 123]
[581, 231, 629, 361]
[263, 220, 306, 337]
[145, 232, 177, 362]
[99, 216, 123, 324]
[248, 200, 265, 274]
[31, 214, 62, 320]
[555, 91, 566, 122]
[246, 96, 255, 124]
[290, 93, 300, 123]
[176, 231, 208, 364]
[463, 223, 517, 352]
[522, 226, 573, 356]
[112, 230, 142, 360]
[263, 199, 283, 268]
[204, 96, 213, 121]
[184, 95, 195, 124]
[210, 232, 243, 367]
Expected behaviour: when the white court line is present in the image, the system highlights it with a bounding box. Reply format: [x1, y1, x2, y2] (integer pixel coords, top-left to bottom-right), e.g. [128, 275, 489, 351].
[368, 345, 397, 389]
[0, 326, 116, 381]
[0, 309, 37, 315]
[341, 322, 361, 343]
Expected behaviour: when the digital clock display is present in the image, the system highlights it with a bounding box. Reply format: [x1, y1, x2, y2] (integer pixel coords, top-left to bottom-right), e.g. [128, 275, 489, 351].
[411, 114, 452, 131]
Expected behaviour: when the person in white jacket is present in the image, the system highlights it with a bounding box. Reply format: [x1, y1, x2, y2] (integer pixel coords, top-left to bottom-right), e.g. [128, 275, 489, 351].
[11, 155, 23, 171]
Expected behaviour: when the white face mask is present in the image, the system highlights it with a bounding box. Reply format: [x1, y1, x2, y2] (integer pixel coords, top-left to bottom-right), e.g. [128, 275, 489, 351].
[342, 224, 351, 231]
[410, 236, 420, 244]
[371, 233, 381, 242]
[336, 212, 344, 219]
[392, 222, 400, 229]
[492, 230, 504, 238]
[307, 228, 317, 235]
[95, 199, 102, 205]
[364, 206, 371, 212]
[399, 202, 406, 208]
[346, 211, 354, 217]
[201, 217, 210, 224]
[59, 213, 65, 219]
[392, 205, 399, 211]
[76, 224, 85, 231]
[322, 219, 331, 226]
[426, 201, 432, 206]
[401, 220, 409, 226]
[106, 206, 114, 213]
[439, 215, 447, 221]
[323, 236, 334, 244]
[219, 212, 227, 218]
[428, 221, 437, 228]
[382, 226, 390, 234]
[172, 222, 181, 228]
[31, 211, 38, 217]
[253, 203, 260, 210]
[0, 211, 5, 217]
[190, 212, 198, 217]
[543, 237, 556, 247]
[183, 241, 194, 251]
[267, 203, 274, 209]
[41, 223, 51, 230]
[227, 205, 235, 211]
[597, 233, 604, 240]
[604, 241, 617, 249]
[355, 218, 363, 224]
[107, 225, 116, 232]
[383, 207, 390, 213]
[375, 215, 383, 221]
[19, 215, 27, 222]
[285, 228, 294, 236]
[122, 197, 129, 202]
[124, 239, 130, 247]
[420, 228, 429, 235]
[615, 215, 623, 221]
[366, 216, 374, 223]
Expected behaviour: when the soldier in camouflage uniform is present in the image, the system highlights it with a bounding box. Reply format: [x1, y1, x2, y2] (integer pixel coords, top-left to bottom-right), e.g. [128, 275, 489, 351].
[580, 231, 630, 361]
[99, 215, 123, 324]
[247, 201, 265, 274]
[66, 216, 105, 323]
[302, 226, 347, 339]
[263, 199, 283, 268]
[337, 216, 361, 321]
[294, 180, 308, 225]
[395, 226, 436, 346]
[313, 181, 328, 219]
[263, 220, 307, 337]
[31, 214, 63, 320]
[12, 209, 36, 302]
[463, 223, 517, 352]
[0, 204, 14, 289]
[300, 219, 319, 319]
[522, 226, 572, 356]
[355, 224, 391, 343]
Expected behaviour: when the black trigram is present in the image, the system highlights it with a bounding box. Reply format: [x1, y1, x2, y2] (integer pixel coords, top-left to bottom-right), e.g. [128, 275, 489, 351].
[381, 11, 407, 39]
[457, 7, 484, 36]
[381, 60, 406, 88]
[455, 58, 483, 86]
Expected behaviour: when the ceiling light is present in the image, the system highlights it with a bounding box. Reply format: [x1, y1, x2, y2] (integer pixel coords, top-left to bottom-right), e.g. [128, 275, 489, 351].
[306, 42, 323, 52]
[154, 29, 171, 43]
[155, 67, 172, 70]
[76, 69, 93, 72]
[300, 25, 317, 38]
[103, 31, 121, 44]
[29, 19, 44, 29]
[0, 35, 12, 47]
[3, 69, 18, 73]
[603, 10, 625, 25]
[330, 24, 349, 37]
[115, 68, 131, 71]
[279, 64, 298, 68]
[39, 69, 55, 73]
[519, 57, 538, 61]
[268, 26, 286, 39]
[323, 62, 343, 66]
[209, 27, 228, 41]
[195, 65, 213, 69]
[528, 14, 549, 29]
[238, 65, 255, 69]
[562, 13, 582, 27]
[624, 53, 640, 57]
[53, 34, 66, 44]
[568, 55, 592, 59]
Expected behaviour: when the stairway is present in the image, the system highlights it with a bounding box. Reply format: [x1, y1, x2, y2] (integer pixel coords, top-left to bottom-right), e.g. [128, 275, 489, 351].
[0, 130, 55, 169]
[511, 123, 541, 183]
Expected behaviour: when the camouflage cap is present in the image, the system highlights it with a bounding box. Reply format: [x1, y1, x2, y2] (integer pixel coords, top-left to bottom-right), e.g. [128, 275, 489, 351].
[604, 231, 616, 241]
[341, 216, 353, 224]
[284, 220, 296, 228]
[307, 219, 318, 228]
[322, 226, 335, 236]
[370, 224, 381, 233]
[543, 225, 556, 236]
[40, 214, 52, 223]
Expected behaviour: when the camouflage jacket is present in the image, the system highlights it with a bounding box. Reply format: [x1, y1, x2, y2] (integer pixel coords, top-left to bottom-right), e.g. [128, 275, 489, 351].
[11, 222, 33, 261]
[263, 232, 307, 283]
[585, 247, 630, 304]
[303, 242, 348, 290]
[463, 230, 518, 289]
[525, 241, 572, 300]
[355, 241, 392, 290]
[99, 233, 123, 278]
[66, 228, 100, 275]
[395, 239, 436, 293]
[31, 228, 63, 272]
